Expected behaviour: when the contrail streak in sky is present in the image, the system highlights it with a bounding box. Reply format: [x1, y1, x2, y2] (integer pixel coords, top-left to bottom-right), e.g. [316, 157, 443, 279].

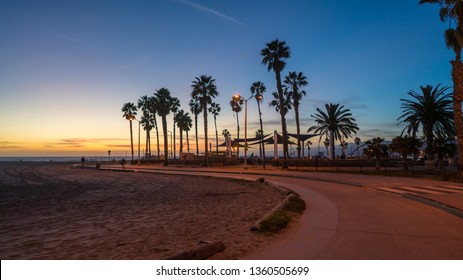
[36, 27, 84, 44]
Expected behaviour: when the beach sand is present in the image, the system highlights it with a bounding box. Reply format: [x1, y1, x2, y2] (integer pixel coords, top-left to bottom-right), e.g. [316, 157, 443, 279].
[0, 162, 286, 259]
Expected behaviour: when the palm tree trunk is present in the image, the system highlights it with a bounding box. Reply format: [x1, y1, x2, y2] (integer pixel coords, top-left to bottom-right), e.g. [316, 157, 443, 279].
[214, 118, 219, 156]
[186, 130, 190, 154]
[203, 102, 209, 167]
[452, 51, 463, 176]
[154, 117, 160, 161]
[257, 101, 266, 166]
[129, 120, 134, 160]
[329, 130, 335, 159]
[173, 119, 176, 160]
[275, 70, 288, 167]
[194, 114, 199, 156]
[179, 128, 183, 156]
[295, 103, 301, 159]
[162, 116, 168, 166]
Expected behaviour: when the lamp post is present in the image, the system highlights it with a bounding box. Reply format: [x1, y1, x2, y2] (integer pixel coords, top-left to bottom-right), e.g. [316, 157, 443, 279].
[232, 93, 255, 168]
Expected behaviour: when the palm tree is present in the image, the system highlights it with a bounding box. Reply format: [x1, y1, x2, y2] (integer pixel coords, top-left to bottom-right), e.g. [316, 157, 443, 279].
[306, 140, 312, 159]
[153, 88, 179, 166]
[269, 90, 292, 158]
[121, 102, 137, 160]
[174, 109, 188, 157]
[390, 135, 422, 170]
[183, 113, 193, 155]
[308, 103, 359, 159]
[171, 98, 180, 159]
[148, 96, 161, 161]
[250, 81, 267, 164]
[420, 0, 463, 175]
[191, 75, 219, 167]
[323, 137, 330, 158]
[397, 84, 454, 161]
[255, 129, 264, 157]
[364, 137, 389, 170]
[261, 39, 291, 167]
[208, 102, 221, 155]
[230, 98, 243, 159]
[189, 96, 202, 156]
[284, 71, 308, 159]
[137, 95, 153, 159]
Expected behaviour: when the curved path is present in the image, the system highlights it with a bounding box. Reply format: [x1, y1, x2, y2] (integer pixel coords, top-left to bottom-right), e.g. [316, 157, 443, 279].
[122, 166, 463, 259]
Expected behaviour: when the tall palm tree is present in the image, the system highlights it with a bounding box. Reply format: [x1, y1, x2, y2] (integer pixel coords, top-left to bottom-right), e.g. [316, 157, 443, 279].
[183, 112, 193, 155]
[191, 75, 219, 167]
[171, 98, 180, 159]
[420, 0, 463, 175]
[148, 96, 161, 161]
[284, 71, 308, 159]
[250, 81, 266, 163]
[230, 98, 243, 159]
[261, 39, 291, 167]
[140, 111, 154, 159]
[308, 103, 359, 159]
[189, 96, 202, 156]
[255, 129, 264, 157]
[174, 109, 187, 156]
[397, 84, 454, 160]
[152, 88, 179, 166]
[137, 95, 153, 159]
[208, 102, 221, 155]
[121, 102, 137, 160]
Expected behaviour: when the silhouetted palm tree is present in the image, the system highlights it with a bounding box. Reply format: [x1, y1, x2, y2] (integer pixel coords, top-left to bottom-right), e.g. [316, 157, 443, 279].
[397, 84, 454, 160]
[230, 98, 243, 159]
[191, 75, 219, 167]
[121, 102, 137, 160]
[420, 0, 463, 175]
[308, 103, 359, 159]
[171, 98, 180, 159]
[284, 71, 308, 159]
[390, 135, 422, 170]
[138, 95, 153, 159]
[153, 88, 179, 166]
[189, 96, 202, 156]
[250, 81, 266, 163]
[208, 102, 221, 155]
[183, 112, 193, 155]
[148, 96, 161, 161]
[261, 39, 291, 167]
[364, 137, 389, 170]
[354, 137, 361, 157]
[174, 109, 187, 156]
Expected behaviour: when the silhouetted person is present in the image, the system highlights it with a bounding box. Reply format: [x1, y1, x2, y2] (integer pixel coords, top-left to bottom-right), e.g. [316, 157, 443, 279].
[81, 156, 85, 166]
[120, 158, 126, 169]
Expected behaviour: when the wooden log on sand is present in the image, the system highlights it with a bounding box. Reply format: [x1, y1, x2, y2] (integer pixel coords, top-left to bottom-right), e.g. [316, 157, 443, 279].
[165, 241, 225, 260]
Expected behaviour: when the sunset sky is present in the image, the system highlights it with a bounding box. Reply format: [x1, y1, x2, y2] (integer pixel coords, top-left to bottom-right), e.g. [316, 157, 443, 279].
[0, 0, 453, 157]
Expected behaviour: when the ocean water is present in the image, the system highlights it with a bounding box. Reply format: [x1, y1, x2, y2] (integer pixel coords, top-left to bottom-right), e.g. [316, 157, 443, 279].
[0, 156, 122, 163]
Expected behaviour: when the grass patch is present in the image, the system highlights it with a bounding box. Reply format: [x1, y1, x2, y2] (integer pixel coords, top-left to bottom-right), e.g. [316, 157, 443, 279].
[259, 211, 290, 233]
[284, 195, 306, 214]
[259, 195, 306, 234]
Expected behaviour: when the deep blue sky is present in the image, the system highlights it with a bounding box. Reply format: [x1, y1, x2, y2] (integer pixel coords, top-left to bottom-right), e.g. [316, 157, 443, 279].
[0, 0, 453, 156]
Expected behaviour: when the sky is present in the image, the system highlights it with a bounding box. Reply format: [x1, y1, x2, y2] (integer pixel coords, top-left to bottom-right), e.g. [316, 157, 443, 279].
[0, 0, 454, 157]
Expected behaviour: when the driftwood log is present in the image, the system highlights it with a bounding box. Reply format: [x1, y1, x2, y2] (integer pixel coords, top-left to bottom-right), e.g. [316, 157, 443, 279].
[165, 241, 225, 260]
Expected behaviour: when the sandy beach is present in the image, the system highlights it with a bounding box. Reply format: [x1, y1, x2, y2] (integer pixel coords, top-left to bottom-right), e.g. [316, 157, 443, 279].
[0, 162, 287, 259]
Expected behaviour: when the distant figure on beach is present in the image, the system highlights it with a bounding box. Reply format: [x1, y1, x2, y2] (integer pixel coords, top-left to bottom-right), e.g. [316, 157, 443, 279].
[120, 158, 126, 169]
[81, 156, 85, 166]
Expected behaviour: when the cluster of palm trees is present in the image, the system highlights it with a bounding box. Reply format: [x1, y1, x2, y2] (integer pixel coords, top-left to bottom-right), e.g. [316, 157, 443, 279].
[120, 14, 461, 172]
[121, 76, 219, 166]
